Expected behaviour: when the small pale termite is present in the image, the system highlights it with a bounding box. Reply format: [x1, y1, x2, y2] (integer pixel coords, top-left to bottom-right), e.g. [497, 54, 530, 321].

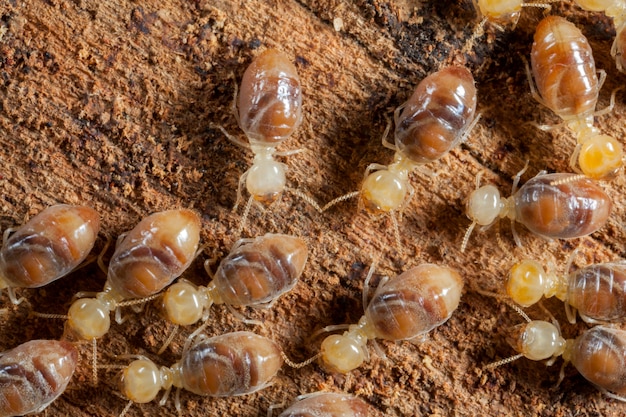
[327, 67, 477, 214]
[323, 67, 478, 247]
[319, 264, 463, 373]
[117, 331, 282, 415]
[572, 0, 626, 73]
[0, 339, 78, 417]
[161, 233, 307, 327]
[0, 204, 100, 303]
[220, 48, 303, 208]
[276, 392, 371, 417]
[529, 15, 623, 180]
[507, 258, 626, 323]
[484, 300, 626, 402]
[462, 171, 612, 251]
[65, 209, 201, 341]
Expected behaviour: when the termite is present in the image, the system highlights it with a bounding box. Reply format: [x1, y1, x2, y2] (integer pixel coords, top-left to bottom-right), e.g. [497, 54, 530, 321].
[319, 264, 463, 373]
[0, 339, 78, 417]
[161, 234, 307, 328]
[529, 15, 623, 180]
[116, 331, 283, 415]
[462, 170, 611, 251]
[0, 204, 100, 304]
[323, 67, 478, 248]
[276, 392, 371, 417]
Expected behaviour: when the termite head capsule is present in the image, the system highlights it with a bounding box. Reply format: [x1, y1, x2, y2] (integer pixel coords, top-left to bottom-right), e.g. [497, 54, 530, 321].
[247, 155, 286, 205]
[66, 298, 111, 340]
[120, 358, 176, 404]
[361, 169, 408, 214]
[466, 184, 503, 226]
[506, 320, 566, 361]
[507, 260, 553, 307]
[578, 134, 623, 180]
[320, 333, 368, 374]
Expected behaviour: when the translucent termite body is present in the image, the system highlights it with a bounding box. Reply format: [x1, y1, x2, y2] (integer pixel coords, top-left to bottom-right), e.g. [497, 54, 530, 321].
[65, 209, 201, 341]
[119, 331, 282, 411]
[572, 0, 626, 73]
[463, 172, 611, 250]
[358, 67, 478, 214]
[507, 259, 626, 323]
[277, 392, 371, 417]
[567, 325, 626, 400]
[0, 205, 100, 298]
[498, 320, 626, 401]
[320, 264, 463, 373]
[161, 234, 308, 326]
[530, 15, 623, 180]
[0, 340, 78, 417]
[226, 48, 303, 206]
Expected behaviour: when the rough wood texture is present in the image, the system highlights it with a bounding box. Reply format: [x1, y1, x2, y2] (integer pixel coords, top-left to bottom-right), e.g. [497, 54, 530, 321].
[1, 0, 626, 416]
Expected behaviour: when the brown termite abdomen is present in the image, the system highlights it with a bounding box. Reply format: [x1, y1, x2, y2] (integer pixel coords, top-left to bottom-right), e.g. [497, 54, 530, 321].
[277, 392, 371, 417]
[0, 205, 100, 302]
[0, 340, 78, 417]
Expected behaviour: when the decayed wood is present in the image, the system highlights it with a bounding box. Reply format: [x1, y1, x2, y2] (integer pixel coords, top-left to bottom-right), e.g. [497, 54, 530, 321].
[1, 0, 625, 416]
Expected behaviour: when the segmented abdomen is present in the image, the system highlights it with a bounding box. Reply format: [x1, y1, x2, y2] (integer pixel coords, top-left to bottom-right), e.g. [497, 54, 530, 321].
[531, 16, 599, 119]
[180, 331, 282, 397]
[394, 66, 477, 164]
[567, 263, 626, 321]
[365, 264, 463, 341]
[570, 326, 626, 397]
[0, 205, 100, 289]
[278, 392, 371, 417]
[213, 234, 308, 306]
[106, 209, 201, 298]
[514, 174, 611, 239]
[237, 49, 303, 146]
[0, 340, 78, 417]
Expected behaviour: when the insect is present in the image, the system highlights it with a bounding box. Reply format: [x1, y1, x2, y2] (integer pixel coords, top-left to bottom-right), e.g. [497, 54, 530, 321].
[65, 208, 201, 342]
[276, 392, 370, 417]
[323, 67, 478, 248]
[0, 204, 100, 304]
[462, 170, 612, 251]
[319, 263, 463, 373]
[572, 0, 626, 73]
[0, 339, 78, 417]
[117, 331, 283, 414]
[219, 48, 303, 209]
[483, 295, 626, 402]
[507, 258, 626, 323]
[529, 15, 623, 180]
[161, 233, 308, 327]
[326, 66, 477, 214]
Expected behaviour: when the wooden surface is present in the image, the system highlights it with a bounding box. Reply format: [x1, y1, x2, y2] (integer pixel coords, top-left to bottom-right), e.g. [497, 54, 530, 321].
[1, 0, 626, 416]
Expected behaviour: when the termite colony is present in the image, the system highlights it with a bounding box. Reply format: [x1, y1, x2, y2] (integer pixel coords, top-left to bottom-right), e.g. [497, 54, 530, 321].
[2, 1, 626, 417]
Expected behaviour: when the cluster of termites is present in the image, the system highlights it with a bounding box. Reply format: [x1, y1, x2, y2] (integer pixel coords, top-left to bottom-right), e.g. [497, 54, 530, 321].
[2, 3, 626, 417]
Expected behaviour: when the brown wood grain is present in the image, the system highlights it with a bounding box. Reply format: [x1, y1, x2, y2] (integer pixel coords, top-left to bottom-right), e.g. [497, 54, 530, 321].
[1, 0, 625, 416]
